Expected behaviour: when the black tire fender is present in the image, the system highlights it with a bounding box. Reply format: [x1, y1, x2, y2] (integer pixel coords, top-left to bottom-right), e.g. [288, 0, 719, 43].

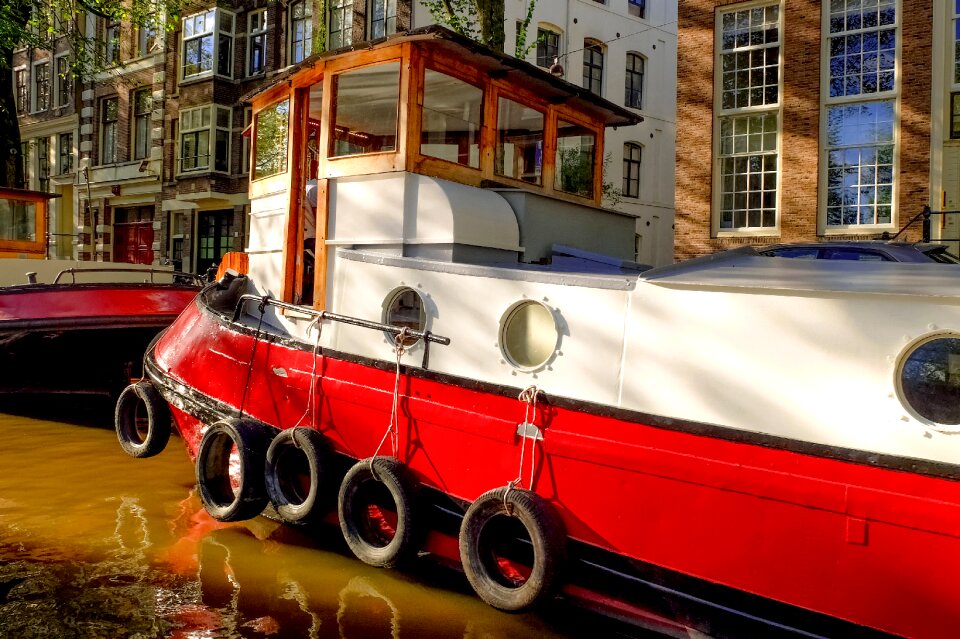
[459, 487, 567, 612]
[114, 380, 171, 458]
[196, 419, 275, 522]
[264, 427, 334, 525]
[338, 457, 421, 568]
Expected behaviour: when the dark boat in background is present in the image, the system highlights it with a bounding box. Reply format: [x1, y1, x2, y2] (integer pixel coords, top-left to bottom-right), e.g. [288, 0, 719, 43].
[0, 187, 201, 395]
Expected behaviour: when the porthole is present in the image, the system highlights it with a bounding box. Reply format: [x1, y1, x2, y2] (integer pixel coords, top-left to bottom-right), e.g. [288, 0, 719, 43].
[897, 334, 960, 426]
[499, 301, 559, 371]
[383, 287, 426, 347]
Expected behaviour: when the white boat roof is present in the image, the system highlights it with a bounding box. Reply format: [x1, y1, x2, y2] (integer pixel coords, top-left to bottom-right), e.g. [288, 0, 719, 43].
[642, 247, 960, 299]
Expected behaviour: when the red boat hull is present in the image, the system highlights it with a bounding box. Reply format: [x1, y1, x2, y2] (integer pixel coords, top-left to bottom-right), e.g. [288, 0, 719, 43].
[149, 293, 960, 638]
[0, 283, 199, 394]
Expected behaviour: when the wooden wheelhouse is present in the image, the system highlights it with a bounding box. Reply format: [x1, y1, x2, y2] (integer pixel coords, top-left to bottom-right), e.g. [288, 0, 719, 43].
[244, 26, 641, 309]
[0, 188, 55, 259]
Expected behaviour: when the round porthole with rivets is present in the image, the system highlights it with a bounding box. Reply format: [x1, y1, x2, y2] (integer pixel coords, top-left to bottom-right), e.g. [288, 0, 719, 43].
[499, 300, 559, 371]
[897, 334, 960, 426]
[383, 287, 426, 347]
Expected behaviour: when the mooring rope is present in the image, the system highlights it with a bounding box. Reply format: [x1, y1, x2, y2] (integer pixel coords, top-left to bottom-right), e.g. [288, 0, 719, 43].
[238, 296, 269, 419]
[370, 328, 409, 478]
[290, 315, 324, 441]
[504, 385, 542, 513]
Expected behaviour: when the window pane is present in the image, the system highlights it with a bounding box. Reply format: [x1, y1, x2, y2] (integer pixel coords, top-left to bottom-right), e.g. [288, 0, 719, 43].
[719, 5, 780, 108]
[555, 120, 595, 198]
[331, 62, 400, 157]
[254, 99, 290, 179]
[0, 200, 37, 242]
[495, 96, 543, 184]
[420, 69, 483, 168]
[718, 112, 778, 230]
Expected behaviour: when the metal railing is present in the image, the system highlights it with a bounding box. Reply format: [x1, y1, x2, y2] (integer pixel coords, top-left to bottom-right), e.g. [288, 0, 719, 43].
[889, 206, 960, 244]
[53, 267, 204, 286]
[232, 294, 452, 346]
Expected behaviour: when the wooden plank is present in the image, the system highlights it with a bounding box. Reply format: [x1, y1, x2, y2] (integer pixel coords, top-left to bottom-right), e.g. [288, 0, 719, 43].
[311, 178, 329, 311]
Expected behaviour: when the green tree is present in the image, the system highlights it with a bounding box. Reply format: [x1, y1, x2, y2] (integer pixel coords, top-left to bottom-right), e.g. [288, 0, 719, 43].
[422, 0, 538, 57]
[0, 0, 182, 188]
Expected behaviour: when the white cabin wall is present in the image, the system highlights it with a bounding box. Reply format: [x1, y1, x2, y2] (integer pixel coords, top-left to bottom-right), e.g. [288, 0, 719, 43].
[246, 191, 289, 302]
[621, 281, 960, 466]
[412, 0, 678, 266]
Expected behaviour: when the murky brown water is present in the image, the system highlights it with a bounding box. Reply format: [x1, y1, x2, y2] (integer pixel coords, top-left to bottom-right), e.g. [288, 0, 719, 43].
[0, 398, 646, 639]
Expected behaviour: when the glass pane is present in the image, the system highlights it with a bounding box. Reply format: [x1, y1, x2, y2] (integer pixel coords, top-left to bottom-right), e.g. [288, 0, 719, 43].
[331, 62, 400, 157]
[495, 96, 543, 184]
[420, 69, 483, 168]
[0, 200, 37, 242]
[900, 337, 960, 425]
[254, 99, 290, 179]
[555, 120, 596, 198]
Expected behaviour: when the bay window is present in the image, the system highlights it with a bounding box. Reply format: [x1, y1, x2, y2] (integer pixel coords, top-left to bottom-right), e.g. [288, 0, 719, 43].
[180, 105, 232, 173]
[181, 9, 234, 79]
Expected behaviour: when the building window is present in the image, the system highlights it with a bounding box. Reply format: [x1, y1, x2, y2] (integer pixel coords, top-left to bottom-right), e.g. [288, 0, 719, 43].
[331, 62, 400, 156]
[137, 14, 161, 57]
[180, 105, 232, 173]
[37, 138, 50, 192]
[582, 40, 603, 96]
[291, 1, 313, 63]
[133, 89, 153, 160]
[33, 62, 50, 112]
[181, 9, 234, 79]
[369, 0, 396, 40]
[625, 52, 644, 109]
[101, 97, 119, 164]
[823, 0, 897, 229]
[104, 18, 120, 66]
[15, 69, 27, 115]
[536, 27, 560, 68]
[495, 96, 544, 185]
[716, 4, 781, 232]
[951, 92, 960, 140]
[248, 9, 267, 75]
[623, 142, 642, 198]
[628, 0, 646, 19]
[420, 69, 483, 168]
[55, 55, 71, 107]
[58, 132, 73, 175]
[328, 0, 353, 51]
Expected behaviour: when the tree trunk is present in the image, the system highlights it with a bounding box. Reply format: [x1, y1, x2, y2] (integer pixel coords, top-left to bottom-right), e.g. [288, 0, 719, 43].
[0, 0, 31, 189]
[474, 0, 504, 52]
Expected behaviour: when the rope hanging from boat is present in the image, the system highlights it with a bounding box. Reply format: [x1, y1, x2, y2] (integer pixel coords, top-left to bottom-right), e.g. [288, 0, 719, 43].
[370, 328, 409, 476]
[238, 296, 269, 419]
[504, 386, 543, 513]
[291, 316, 324, 435]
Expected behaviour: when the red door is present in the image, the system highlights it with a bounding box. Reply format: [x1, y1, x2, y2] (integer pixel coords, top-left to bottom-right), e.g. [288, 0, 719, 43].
[114, 222, 154, 264]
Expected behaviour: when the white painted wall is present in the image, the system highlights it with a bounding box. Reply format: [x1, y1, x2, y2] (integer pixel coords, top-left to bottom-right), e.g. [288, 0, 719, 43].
[412, 0, 678, 266]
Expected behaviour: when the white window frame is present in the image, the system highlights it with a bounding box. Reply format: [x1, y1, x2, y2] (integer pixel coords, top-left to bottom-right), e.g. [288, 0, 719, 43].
[327, 0, 352, 51]
[14, 66, 28, 115]
[132, 88, 153, 161]
[180, 8, 235, 81]
[32, 60, 51, 113]
[367, 0, 397, 40]
[136, 12, 162, 58]
[247, 8, 267, 76]
[103, 17, 121, 66]
[58, 131, 74, 175]
[818, 0, 900, 234]
[178, 105, 232, 175]
[290, 0, 314, 63]
[54, 53, 71, 108]
[712, 0, 783, 237]
[101, 96, 119, 165]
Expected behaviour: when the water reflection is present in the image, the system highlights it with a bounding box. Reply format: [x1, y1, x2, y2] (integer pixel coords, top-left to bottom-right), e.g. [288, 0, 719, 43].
[0, 399, 635, 639]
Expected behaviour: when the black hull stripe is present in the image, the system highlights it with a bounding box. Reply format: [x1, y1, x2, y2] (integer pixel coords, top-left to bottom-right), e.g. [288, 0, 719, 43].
[196, 290, 960, 482]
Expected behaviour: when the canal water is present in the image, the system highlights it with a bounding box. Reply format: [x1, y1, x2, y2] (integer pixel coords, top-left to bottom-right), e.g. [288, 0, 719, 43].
[0, 397, 661, 639]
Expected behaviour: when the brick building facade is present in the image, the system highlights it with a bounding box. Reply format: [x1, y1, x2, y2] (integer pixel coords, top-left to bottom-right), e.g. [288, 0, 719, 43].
[676, 0, 932, 260]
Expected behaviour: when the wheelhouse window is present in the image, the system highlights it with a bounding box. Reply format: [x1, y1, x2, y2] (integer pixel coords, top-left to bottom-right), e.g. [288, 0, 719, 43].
[133, 89, 153, 160]
[0, 199, 36, 243]
[536, 27, 560, 68]
[582, 40, 604, 96]
[101, 97, 119, 164]
[716, 4, 781, 232]
[625, 53, 644, 109]
[290, 1, 312, 64]
[495, 96, 543, 185]
[254, 99, 290, 179]
[180, 105, 232, 173]
[823, 0, 897, 229]
[420, 69, 483, 168]
[623, 142, 642, 198]
[33, 62, 50, 112]
[554, 119, 596, 198]
[328, 0, 353, 50]
[248, 9, 267, 75]
[331, 62, 400, 157]
[181, 9, 234, 79]
[369, 0, 396, 40]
